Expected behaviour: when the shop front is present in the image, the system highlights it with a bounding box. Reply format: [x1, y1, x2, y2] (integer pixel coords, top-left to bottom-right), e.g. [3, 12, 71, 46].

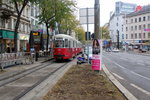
[0, 30, 15, 53]
[19, 34, 29, 52]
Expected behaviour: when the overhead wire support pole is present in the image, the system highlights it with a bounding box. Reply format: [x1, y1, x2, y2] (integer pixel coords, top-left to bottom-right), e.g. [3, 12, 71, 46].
[86, 8, 90, 64]
[94, 0, 102, 73]
[94, 0, 100, 39]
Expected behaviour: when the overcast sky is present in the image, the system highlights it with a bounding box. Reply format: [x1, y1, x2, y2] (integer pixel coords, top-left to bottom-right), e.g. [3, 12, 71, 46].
[77, 0, 150, 26]
[76, 0, 150, 32]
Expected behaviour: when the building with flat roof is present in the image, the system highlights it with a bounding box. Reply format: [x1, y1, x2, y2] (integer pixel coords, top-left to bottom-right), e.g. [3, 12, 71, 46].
[123, 5, 150, 47]
[109, 1, 136, 48]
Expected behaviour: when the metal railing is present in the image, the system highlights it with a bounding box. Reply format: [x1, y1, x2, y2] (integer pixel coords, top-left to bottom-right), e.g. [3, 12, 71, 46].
[0, 52, 33, 70]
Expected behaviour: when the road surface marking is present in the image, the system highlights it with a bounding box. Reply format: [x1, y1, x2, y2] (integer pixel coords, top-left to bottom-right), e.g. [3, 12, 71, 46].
[120, 58, 128, 61]
[130, 83, 150, 95]
[113, 73, 124, 80]
[137, 63, 145, 66]
[103, 56, 126, 69]
[130, 71, 150, 81]
[103, 55, 150, 81]
[112, 61, 126, 69]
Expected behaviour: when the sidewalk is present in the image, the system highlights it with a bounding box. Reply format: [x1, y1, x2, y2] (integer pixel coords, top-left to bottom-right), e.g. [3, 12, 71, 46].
[0, 56, 51, 80]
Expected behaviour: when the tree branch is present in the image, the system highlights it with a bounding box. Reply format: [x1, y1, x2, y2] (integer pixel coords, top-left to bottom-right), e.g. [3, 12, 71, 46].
[14, 0, 19, 14]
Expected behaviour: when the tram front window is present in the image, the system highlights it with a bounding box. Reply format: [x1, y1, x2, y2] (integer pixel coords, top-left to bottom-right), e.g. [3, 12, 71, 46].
[55, 40, 64, 48]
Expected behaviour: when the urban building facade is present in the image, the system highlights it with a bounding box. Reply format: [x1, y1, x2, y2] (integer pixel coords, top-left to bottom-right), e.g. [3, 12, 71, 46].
[0, 1, 51, 53]
[0, 0, 30, 53]
[109, 1, 136, 48]
[123, 5, 150, 48]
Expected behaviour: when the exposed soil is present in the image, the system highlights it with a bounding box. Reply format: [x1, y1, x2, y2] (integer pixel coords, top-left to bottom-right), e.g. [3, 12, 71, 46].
[43, 64, 127, 100]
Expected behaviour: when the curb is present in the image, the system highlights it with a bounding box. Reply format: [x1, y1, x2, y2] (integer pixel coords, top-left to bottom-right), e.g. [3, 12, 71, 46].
[102, 64, 138, 100]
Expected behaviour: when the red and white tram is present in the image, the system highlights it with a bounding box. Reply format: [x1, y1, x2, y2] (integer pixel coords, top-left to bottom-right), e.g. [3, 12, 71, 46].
[53, 34, 82, 60]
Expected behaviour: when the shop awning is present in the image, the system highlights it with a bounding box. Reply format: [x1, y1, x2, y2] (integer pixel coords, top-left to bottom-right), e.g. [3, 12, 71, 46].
[0, 30, 15, 39]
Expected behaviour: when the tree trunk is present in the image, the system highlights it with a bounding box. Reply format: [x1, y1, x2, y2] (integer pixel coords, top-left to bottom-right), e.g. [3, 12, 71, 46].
[58, 23, 61, 34]
[14, 14, 21, 53]
[46, 23, 49, 52]
[14, 0, 29, 52]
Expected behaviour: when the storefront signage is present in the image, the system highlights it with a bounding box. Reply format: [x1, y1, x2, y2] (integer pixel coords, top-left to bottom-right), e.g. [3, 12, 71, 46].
[144, 29, 150, 32]
[0, 30, 14, 39]
[135, 5, 142, 12]
[19, 34, 29, 40]
[33, 32, 39, 36]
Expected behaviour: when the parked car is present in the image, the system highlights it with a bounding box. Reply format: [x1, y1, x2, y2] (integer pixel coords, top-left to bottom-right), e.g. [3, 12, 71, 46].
[112, 48, 120, 52]
[139, 48, 147, 53]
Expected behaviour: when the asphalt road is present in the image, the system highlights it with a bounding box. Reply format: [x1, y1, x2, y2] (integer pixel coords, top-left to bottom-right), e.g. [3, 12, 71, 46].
[102, 52, 150, 100]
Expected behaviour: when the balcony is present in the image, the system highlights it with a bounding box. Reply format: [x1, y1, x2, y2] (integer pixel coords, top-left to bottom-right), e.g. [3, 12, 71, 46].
[0, 3, 14, 19]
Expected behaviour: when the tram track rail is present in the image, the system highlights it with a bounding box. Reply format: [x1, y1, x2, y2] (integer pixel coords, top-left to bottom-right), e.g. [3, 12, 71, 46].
[0, 60, 54, 87]
[13, 62, 69, 100]
[0, 59, 53, 81]
[0, 59, 73, 100]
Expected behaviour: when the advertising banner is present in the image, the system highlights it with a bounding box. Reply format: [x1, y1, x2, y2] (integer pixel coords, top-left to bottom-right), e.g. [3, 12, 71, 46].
[92, 39, 102, 70]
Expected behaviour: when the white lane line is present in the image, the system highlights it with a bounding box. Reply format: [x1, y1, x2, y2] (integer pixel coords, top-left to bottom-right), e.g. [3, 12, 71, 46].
[130, 71, 150, 81]
[137, 63, 145, 66]
[113, 62, 126, 69]
[103, 55, 150, 81]
[120, 58, 128, 61]
[103, 56, 126, 69]
[130, 83, 150, 95]
[113, 73, 124, 80]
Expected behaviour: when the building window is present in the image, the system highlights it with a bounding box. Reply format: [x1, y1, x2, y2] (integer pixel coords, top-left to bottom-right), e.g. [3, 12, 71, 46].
[143, 33, 146, 38]
[26, 8, 29, 17]
[117, 17, 119, 20]
[22, 23, 25, 32]
[126, 27, 128, 31]
[139, 25, 141, 30]
[139, 17, 141, 22]
[135, 25, 137, 30]
[126, 20, 128, 24]
[126, 34, 128, 39]
[131, 34, 133, 39]
[131, 19, 133, 23]
[7, 19, 12, 29]
[143, 24, 146, 29]
[122, 34, 124, 39]
[116, 23, 118, 26]
[0, 18, 5, 28]
[148, 16, 150, 21]
[31, 6, 34, 17]
[135, 33, 137, 39]
[148, 32, 150, 38]
[13, 19, 16, 29]
[139, 33, 141, 38]
[131, 26, 133, 31]
[143, 16, 146, 21]
[148, 24, 150, 29]
[135, 18, 137, 22]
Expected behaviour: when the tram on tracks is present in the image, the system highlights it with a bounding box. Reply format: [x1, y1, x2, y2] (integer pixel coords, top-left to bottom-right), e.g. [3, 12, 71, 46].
[53, 34, 82, 60]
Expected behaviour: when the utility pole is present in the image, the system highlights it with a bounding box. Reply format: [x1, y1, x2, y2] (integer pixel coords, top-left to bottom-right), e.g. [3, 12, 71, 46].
[93, 0, 101, 72]
[86, 8, 89, 40]
[94, 0, 100, 39]
[117, 30, 120, 49]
